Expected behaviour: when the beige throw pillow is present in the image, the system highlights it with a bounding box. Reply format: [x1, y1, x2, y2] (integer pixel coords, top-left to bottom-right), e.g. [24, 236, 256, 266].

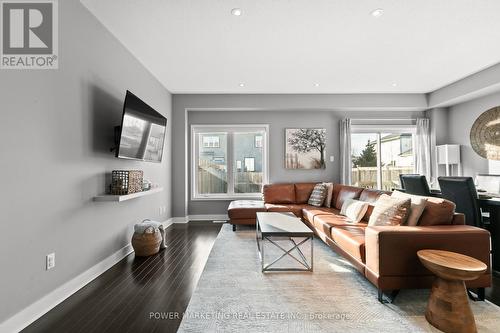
[322, 182, 334, 208]
[368, 194, 411, 226]
[308, 183, 327, 207]
[340, 199, 370, 223]
[391, 190, 428, 226]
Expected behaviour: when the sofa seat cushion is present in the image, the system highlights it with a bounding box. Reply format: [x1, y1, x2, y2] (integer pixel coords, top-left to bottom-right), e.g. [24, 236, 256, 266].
[302, 207, 338, 223]
[228, 200, 267, 219]
[264, 204, 308, 217]
[313, 214, 367, 235]
[330, 226, 366, 263]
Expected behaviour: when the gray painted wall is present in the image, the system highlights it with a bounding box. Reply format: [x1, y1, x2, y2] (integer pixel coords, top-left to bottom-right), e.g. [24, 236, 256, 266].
[0, 0, 171, 323]
[446, 91, 500, 176]
[172, 94, 424, 216]
[426, 108, 449, 179]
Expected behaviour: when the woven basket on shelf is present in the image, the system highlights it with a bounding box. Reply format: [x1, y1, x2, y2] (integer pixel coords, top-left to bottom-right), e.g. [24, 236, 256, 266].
[131, 227, 162, 257]
[110, 170, 143, 195]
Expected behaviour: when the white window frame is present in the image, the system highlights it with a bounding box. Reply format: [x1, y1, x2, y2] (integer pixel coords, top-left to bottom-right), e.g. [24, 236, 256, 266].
[351, 124, 416, 189]
[191, 124, 269, 200]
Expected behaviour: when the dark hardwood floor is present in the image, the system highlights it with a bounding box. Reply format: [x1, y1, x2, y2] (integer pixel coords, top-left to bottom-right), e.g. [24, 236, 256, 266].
[23, 222, 500, 333]
[23, 222, 222, 333]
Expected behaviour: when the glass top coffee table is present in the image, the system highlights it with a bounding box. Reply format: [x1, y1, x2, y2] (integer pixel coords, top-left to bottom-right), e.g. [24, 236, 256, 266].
[256, 212, 314, 272]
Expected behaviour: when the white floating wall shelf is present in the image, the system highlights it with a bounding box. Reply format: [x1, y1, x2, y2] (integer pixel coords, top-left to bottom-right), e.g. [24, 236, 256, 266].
[93, 187, 163, 202]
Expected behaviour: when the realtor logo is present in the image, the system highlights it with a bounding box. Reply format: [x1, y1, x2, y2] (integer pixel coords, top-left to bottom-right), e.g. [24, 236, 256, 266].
[1, 0, 58, 69]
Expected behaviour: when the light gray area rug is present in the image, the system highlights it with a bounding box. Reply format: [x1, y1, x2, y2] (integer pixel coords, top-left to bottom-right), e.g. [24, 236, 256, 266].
[178, 224, 500, 333]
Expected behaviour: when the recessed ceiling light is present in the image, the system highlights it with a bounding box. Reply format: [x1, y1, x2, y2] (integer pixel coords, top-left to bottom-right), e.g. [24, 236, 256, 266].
[239, 83, 245, 87]
[391, 82, 398, 87]
[371, 8, 384, 17]
[231, 8, 242, 16]
[314, 83, 320, 87]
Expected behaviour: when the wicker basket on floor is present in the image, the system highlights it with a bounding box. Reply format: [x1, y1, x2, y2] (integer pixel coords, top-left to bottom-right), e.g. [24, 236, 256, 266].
[132, 227, 162, 257]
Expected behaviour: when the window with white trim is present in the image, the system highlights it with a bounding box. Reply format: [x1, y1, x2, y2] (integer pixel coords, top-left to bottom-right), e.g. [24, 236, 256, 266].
[350, 124, 416, 190]
[192, 125, 268, 199]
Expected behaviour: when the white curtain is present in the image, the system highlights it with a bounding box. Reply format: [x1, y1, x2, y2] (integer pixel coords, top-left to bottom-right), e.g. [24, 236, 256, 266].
[415, 118, 431, 180]
[340, 119, 352, 185]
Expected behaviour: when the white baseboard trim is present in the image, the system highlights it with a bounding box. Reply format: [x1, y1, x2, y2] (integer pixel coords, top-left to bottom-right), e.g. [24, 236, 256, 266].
[162, 218, 174, 229]
[170, 216, 189, 223]
[187, 214, 229, 222]
[0, 220, 173, 333]
[170, 215, 229, 223]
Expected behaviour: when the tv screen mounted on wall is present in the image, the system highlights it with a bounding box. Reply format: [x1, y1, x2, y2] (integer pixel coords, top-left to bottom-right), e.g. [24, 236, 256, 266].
[116, 91, 167, 163]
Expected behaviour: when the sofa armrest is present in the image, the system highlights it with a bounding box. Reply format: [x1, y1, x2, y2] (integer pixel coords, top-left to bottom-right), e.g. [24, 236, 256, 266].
[365, 225, 491, 278]
[451, 212, 465, 225]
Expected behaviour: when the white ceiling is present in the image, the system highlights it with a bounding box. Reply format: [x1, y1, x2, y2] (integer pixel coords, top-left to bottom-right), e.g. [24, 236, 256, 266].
[82, 0, 500, 94]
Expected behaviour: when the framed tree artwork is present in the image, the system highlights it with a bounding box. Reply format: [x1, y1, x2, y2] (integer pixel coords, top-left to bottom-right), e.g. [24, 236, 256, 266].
[285, 128, 326, 169]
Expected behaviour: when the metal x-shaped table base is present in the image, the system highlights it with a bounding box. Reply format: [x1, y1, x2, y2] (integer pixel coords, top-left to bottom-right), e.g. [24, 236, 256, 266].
[258, 236, 313, 272]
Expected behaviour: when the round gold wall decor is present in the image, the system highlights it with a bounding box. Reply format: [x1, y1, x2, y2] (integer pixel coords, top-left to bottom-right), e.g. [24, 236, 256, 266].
[470, 106, 500, 160]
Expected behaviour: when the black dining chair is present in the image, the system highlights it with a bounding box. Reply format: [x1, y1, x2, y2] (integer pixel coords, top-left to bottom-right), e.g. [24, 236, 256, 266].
[438, 177, 482, 228]
[399, 174, 432, 196]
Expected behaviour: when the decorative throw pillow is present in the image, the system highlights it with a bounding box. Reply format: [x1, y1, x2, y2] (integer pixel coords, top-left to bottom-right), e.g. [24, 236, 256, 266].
[368, 194, 411, 226]
[391, 190, 428, 226]
[322, 182, 334, 208]
[308, 183, 328, 207]
[340, 199, 370, 223]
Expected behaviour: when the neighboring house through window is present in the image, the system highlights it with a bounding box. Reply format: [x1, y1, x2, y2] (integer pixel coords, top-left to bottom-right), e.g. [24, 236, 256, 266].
[244, 157, 255, 172]
[255, 135, 263, 148]
[202, 135, 220, 148]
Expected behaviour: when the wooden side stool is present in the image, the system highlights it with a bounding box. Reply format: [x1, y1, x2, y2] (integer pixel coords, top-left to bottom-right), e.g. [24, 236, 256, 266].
[417, 249, 487, 333]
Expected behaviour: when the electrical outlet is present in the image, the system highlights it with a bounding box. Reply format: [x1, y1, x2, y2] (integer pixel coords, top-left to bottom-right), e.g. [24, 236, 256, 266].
[46, 253, 55, 270]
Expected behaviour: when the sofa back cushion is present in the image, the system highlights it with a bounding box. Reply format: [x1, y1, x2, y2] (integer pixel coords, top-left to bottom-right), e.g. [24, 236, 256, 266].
[359, 188, 389, 203]
[263, 183, 295, 204]
[418, 196, 456, 226]
[333, 184, 364, 210]
[294, 183, 317, 203]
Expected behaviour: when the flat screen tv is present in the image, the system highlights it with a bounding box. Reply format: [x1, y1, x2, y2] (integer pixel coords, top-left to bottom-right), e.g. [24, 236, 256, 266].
[116, 91, 167, 163]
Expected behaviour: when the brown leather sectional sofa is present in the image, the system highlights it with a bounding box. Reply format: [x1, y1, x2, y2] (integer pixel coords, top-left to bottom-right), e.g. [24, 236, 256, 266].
[227, 182, 492, 302]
